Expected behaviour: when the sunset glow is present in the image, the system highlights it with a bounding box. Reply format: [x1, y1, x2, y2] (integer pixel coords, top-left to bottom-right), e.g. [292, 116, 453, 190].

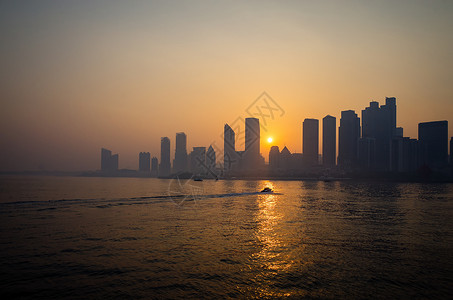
[0, 1, 452, 171]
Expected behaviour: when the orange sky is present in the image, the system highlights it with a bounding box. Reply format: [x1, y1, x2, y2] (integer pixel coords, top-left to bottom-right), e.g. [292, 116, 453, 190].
[1, 1, 452, 171]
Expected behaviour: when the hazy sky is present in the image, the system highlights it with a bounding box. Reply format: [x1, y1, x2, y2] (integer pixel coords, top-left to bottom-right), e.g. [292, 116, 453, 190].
[1, 0, 452, 171]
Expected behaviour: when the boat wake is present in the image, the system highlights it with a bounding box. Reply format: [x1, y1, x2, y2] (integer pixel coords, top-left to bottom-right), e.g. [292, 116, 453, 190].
[0, 191, 281, 209]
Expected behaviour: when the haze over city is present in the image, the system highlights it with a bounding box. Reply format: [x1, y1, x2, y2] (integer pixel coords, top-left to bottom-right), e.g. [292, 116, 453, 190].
[1, 0, 453, 171]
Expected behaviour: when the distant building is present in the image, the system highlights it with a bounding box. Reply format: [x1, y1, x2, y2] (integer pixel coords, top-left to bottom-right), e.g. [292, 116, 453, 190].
[159, 137, 171, 177]
[280, 146, 292, 171]
[269, 146, 280, 171]
[224, 124, 237, 173]
[139, 152, 150, 172]
[338, 110, 360, 168]
[173, 132, 188, 173]
[151, 156, 158, 177]
[361, 97, 397, 171]
[303, 118, 319, 166]
[206, 145, 216, 176]
[391, 137, 420, 172]
[418, 121, 448, 169]
[101, 148, 119, 172]
[322, 115, 336, 167]
[358, 138, 376, 170]
[190, 147, 206, 175]
[101, 148, 112, 171]
[244, 118, 261, 170]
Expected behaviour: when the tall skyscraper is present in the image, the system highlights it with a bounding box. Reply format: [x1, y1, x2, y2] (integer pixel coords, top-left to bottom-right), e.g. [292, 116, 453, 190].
[418, 121, 448, 169]
[190, 147, 206, 174]
[245, 118, 260, 169]
[151, 157, 158, 170]
[280, 146, 292, 171]
[173, 132, 188, 173]
[139, 152, 150, 172]
[224, 124, 236, 173]
[159, 137, 171, 177]
[361, 97, 397, 171]
[269, 146, 280, 171]
[101, 148, 112, 171]
[206, 145, 216, 175]
[390, 137, 419, 172]
[322, 115, 336, 167]
[151, 157, 158, 177]
[101, 148, 119, 172]
[338, 110, 360, 168]
[303, 118, 319, 166]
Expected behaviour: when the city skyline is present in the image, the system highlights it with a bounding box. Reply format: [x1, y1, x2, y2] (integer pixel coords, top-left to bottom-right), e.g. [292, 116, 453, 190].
[1, 1, 453, 171]
[98, 95, 450, 181]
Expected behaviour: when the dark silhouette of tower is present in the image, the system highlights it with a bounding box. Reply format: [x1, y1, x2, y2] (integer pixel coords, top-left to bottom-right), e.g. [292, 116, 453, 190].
[151, 156, 158, 177]
[101, 148, 119, 172]
[360, 97, 398, 171]
[418, 121, 448, 169]
[245, 118, 260, 170]
[206, 145, 216, 175]
[101, 148, 112, 171]
[322, 115, 336, 167]
[173, 132, 188, 173]
[139, 152, 150, 172]
[190, 147, 206, 175]
[269, 146, 280, 171]
[280, 146, 292, 171]
[303, 118, 319, 166]
[338, 110, 360, 168]
[159, 137, 171, 177]
[224, 124, 237, 173]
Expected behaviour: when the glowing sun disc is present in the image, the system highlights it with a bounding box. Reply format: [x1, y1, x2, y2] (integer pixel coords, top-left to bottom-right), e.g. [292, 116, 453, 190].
[267, 137, 273, 143]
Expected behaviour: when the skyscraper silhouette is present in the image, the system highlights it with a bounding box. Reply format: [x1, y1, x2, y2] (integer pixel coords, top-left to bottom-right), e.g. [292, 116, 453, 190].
[101, 148, 119, 172]
[269, 146, 280, 171]
[361, 97, 397, 171]
[151, 156, 158, 177]
[245, 118, 260, 170]
[159, 137, 171, 177]
[173, 132, 188, 173]
[303, 118, 319, 166]
[190, 147, 206, 175]
[280, 146, 292, 171]
[322, 115, 336, 167]
[418, 121, 448, 169]
[206, 145, 216, 175]
[224, 124, 236, 173]
[390, 136, 420, 172]
[101, 148, 112, 171]
[139, 152, 150, 172]
[338, 110, 360, 168]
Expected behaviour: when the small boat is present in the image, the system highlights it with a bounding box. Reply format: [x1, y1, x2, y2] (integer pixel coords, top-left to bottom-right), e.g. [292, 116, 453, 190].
[193, 177, 203, 182]
[260, 187, 273, 193]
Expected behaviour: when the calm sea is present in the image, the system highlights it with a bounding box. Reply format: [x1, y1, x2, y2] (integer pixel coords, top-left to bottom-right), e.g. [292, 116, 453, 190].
[0, 175, 452, 299]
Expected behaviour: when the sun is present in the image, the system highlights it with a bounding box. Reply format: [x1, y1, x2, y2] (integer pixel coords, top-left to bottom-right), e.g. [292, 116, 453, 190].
[267, 137, 273, 143]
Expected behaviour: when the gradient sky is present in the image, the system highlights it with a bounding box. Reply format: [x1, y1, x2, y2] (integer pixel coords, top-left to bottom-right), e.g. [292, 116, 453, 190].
[1, 0, 452, 171]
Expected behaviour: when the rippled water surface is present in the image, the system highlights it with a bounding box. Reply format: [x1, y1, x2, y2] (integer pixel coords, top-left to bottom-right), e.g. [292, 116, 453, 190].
[1, 175, 452, 299]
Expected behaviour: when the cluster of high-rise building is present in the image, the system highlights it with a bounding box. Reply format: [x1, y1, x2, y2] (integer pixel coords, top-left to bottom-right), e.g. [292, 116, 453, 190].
[101, 132, 217, 177]
[264, 97, 450, 177]
[100, 96, 451, 179]
[223, 118, 265, 174]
